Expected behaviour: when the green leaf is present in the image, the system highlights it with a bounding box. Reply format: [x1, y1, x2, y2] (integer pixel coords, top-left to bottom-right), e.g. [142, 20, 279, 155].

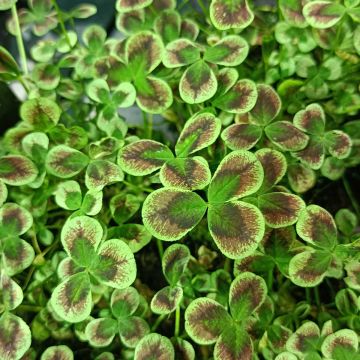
[208, 150, 264, 203]
[293, 103, 325, 135]
[0, 203, 33, 235]
[126, 31, 164, 75]
[324, 130, 352, 159]
[21, 132, 49, 159]
[0, 155, 38, 186]
[71, 4, 97, 19]
[41, 345, 74, 360]
[288, 163, 316, 194]
[180, 19, 199, 41]
[286, 321, 320, 356]
[118, 140, 174, 176]
[175, 112, 221, 157]
[20, 97, 61, 130]
[57, 257, 82, 279]
[0, 181, 7, 207]
[86, 79, 110, 103]
[116, 0, 152, 12]
[214, 324, 253, 360]
[151, 286, 183, 314]
[134, 333, 175, 360]
[208, 201, 265, 259]
[303, 1, 345, 29]
[0, 312, 31, 360]
[185, 297, 232, 345]
[116, 10, 145, 35]
[179, 60, 217, 104]
[163, 39, 200, 68]
[142, 188, 207, 241]
[61, 215, 103, 267]
[275, 353, 298, 360]
[210, 0, 254, 30]
[321, 329, 359, 359]
[110, 193, 141, 225]
[0, 272, 23, 310]
[46, 145, 89, 178]
[335, 289, 358, 316]
[81, 190, 103, 216]
[32, 63, 60, 91]
[54, 181, 82, 210]
[119, 316, 150, 348]
[91, 239, 136, 289]
[212, 79, 257, 114]
[172, 338, 195, 360]
[85, 318, 118, 347]
[296, 205, 337, 250]
[258, 192, 305, 228]
[0, 46, 19, 80]
[51, 271, 92, 323]
[321, 157, 345, 181]
[111, 287, 139, 318]
[344, 261, 360, 290]
[162, 243, 190, 285]
[265, 121, 309, 151]
[335, 209, 357, 236]
[221, 123, 262, 151]
[113, 82, 137, 108]
[204, 35, 249, 66]
[289, 250, 332, 287]
[229, 272, 267, 321]
[0, 0, 16, 11]
[154, 9, 181, 44]
[279, 0, 307, 28]
[82, 25, 106, 50]
[293, 138, 325, 170]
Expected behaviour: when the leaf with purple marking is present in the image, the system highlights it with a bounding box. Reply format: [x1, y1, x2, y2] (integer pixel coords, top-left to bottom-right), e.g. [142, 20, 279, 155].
[321, 329, 359, 359]
[0, 312, 31, 360]
[118, 140, 174, 176]
[256, 148, 287, 193]
[119, 316, 150, 348]
[86, 79, 110, 103]
[51, 271, 92, 323]
[185, 297, 232, 345]
[208, 150, 264, 203]
[344, 260, 360, 290]
[179, 60, 217, 104]
[303, 1, 345, 29]
[81, 190, 103, 216]
[0, 181, 7, 207]
[20, 97, 61, 131]
[258, 192, 305, 228]
[142, 188, 207, 241]
[212, 79, 257, 114]
[210, 0, 254, 30]
[279, 0, 307, 28]
[151, 286, 183, 314]
[162, 39, 200, 68]
[41, 345, 74, 360]
[293, 104, 325, 135]
[154, 10, 181, 44]
[61, 215, 103, 267]
[292, 138, 325, 170]
[135, 76, 173, 114]
[214, 324, 253, 360]
[275, 353, 297, 360]
[172, 338, 195, 360]
[321, 157, 345, 181]
[134, 333, 175, 360]
[296, 205, 337, 250]
[85, 318, 118, 347]
[288, 163, 316, 194]
[162, 243, 190, 285]
[335, 288, 358, 316]
[0, 203, 32, 236]
[57, 257, 83, 279]
[110, 193, 141, 225]
[0, 45, 19, 81]
[204, 35, 249, 66]
[288, 250, 332, 287]
[46, 145, 89, 178]
[208, 201, 265, 259]
[0, 272, 23, 310]
[324, 130, 352, 159]
[221, 124, 262, 151]
[116, 0, 152, 12]
[111, 287, 139, 318]
[335, 209, 357, 237]
[116, 9, 145, 35]
[125, 31, 163, 76]
[32, 63, 60, 91]
[265, 121, 309, 151]
[54, 181, 82, 210]
[90, 239, 136, 289]
[286, 321, 320, 356]
[229, 272, 267, 321]
[249, 84, 281, 125]
[216, 67, 239, 96]
[0, 155, 38, 186]
[180, 19, 199, 41]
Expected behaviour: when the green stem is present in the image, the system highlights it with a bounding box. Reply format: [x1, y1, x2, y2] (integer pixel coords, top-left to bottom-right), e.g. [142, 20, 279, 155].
[11, 4, 28, 75]
[151, 314, 166, 331]
[142, 112, 153, 139]
[342, 175, 360, 217]
[22, 266, 35, 290]
[314, 286, 321, 307]
[174, 306, 180, 337]
[31, 226, 42, 254]
[305, 288, 311, 303]
[267, 269, 274, 292]
[51, 0, 72, 48]
[156, 238, 164, 259]
[17, 304, 42, 312]
[196, 0, 208, 15]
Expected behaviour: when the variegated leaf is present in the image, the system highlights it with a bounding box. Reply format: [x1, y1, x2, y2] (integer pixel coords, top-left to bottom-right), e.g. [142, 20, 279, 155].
[46, 145, 89, 178]
[210, 0, 254, 30]
[293, 103, 325, 135]
[221, 124, 262, 151]
[32, 63, 60, 90]
[151, 286, 183, 314]
[0, 155, 38, 186]
[275, 352, 298, 360]
[324, 130, 352, 159]
[91, 239, 136, 289]
[54, 181, 82, 210]
[134, 333, 175, 360]
[162, 243, 190, 285]
[179, 60, 217, 104]
[57, 257, 83, 279]
[208, 201, 265, 259]
[61, 216, 103, 267]
[51, 271, 92, 323]
[154, 10, 181, 44]
[0, 203, 32, 235]
[85, 318, 118, 347]
[0, 181, 7, 207]
[208, 150, 264, 203]
[296, 205, 337, 250]
[86, 79, 110, 103]
[286, 321, 320, 356]
[0, 312, 31, 360]
[185, 297, 232, 345]
[142, 188, 207, 241]
[116, 0, 152, 12]
[321, 329, 359, 359]
[292, 138, 325, 170]
[81, 190, 103, 216]
[212, 79, 257, 114]
[204, 35, 249, 66]
[344, 261, 360, 290]
[116, 9, 145, 35]
[40, 345, 74, 360]
[172, 338, 195, 360]
[111, 287, 139, 318]
[303, 1, 345, 29]
[288, 163, 316, 194]
[110, 193, 141, 224]
[0, 272, 23, 310]
[180, 19, 199, 41]
[162, 39, 200, 68]
[119, 316, 150, 348]
[216, 67, 239, 96]
[279, 0, 307, 28]
[258, 192, 305, 228]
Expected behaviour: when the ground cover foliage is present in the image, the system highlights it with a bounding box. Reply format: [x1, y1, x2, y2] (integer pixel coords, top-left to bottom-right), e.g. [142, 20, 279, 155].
[0, 0, 360, 359]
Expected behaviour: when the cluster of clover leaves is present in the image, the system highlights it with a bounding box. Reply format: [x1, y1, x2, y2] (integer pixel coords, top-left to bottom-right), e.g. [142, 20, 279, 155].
[0, 0, 359, 359]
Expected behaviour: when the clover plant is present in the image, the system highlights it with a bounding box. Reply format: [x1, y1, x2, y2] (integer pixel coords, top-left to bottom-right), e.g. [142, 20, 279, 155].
[0, 0, 359, 358]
